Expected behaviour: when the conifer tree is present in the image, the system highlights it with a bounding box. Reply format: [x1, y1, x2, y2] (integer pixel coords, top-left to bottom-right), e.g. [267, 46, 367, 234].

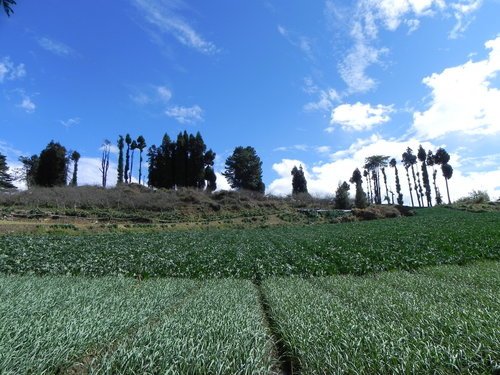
[124, 134, 132, 183]
[402, 148, 419, 207]
[70, 151, 80, 186]
[129, 140, 137, 182]
[389, 158, 404, 205]
[349, 168, 367, 208]
[417, 145, 432, 207]
[223, 146, 264, 193]
[291, 165, 308, 195]
[1, 0, 15, 17]
[381, 167, 390, 204]
[363, 169, 372, 204]
[334, 181, 351, 209]
[442, 163, 453, 204]
[427, 150, 442, 205]
[18, 155, 39, 188]
[35, 141, 68, 187]
[136, 136, 146, 185]
[0, 153, 16, 189]
[117, 135, 124, 184]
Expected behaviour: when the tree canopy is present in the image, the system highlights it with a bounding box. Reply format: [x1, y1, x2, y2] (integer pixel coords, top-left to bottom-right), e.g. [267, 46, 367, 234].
[0, 153, 16, 189]
[223, 146, 264, 193]
[291, 165, 308, 195]
[1, 0, 15, 17]
[35, 141, 68, 187]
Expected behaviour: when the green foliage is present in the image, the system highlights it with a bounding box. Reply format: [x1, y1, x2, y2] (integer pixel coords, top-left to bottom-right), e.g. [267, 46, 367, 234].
[3, 208, 497, 278]
[402, 147, 421, 207]
[148, 131, 215, 189]
[223, 146, 265, 193]
[349, 168, 367, 208]
[364, 155, 390, 204]
[0, 153, 15, 189]
[117, 135, 124, 184]
[18, 155, 39, 188]
[262, 261, 500, 374]
[69, 151, 80, 186]
[334, 181, 351, 209]
[389, 158, 404, 205]
[456, 190, 490, 204]
[136, 135, 146, 185]
[418, 145, 432, 207]
[442, 163, 454, 204]
[124, 133, 132, 183]
[35, 141, 68, 187]
[291, 165, 308, 195]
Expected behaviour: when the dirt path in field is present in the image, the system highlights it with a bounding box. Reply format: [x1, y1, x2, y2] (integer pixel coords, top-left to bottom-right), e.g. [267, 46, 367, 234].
[254, 280, 299, 375]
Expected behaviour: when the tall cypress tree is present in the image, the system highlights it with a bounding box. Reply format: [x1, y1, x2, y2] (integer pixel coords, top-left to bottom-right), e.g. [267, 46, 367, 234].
[427, 150, 442, 205]
[136, 136, 147, 185]
[381, 167, 390, 204]
[70, 151, 80, 186]
[389, 158, 404, 205]
[291, 165, 308, 195]
[117, 135, 124, 184]
[124, 134, 132, 184]
[402, 148, 419, 207]
[417, 145, 432, 207]
[349, 168, 367, 208]
[363, 169, 372, 204]
[334, 181, 351, 209]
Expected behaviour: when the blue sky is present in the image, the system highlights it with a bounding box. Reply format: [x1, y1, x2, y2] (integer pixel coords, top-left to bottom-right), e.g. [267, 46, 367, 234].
[1, 0, 499, 200]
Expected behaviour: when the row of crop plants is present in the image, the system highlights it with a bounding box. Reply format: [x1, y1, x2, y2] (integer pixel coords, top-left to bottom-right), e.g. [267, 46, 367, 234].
[1, 261, 498, 374]
[1, 208, 499, 278]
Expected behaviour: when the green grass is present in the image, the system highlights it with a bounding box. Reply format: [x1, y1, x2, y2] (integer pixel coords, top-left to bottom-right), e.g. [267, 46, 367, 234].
[0, 208, 499, 278]
[262, 261, 500, 374]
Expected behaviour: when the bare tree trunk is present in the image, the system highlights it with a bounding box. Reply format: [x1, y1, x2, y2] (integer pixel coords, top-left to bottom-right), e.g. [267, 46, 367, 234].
[445, 177, 451, 204]
[405, 167, 415, 207]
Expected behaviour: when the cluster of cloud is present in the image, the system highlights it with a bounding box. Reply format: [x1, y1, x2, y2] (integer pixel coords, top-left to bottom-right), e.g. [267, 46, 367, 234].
[267, 134, 499, 201]
[131, 84, 204, 124]
[326, 0, 483, 94]
[328, 102, 393, 132]
[0, 57, 26, 83]
[277, 25, 314, 60]
[413, 36, 500, 139]
[131, 0, 218, 55]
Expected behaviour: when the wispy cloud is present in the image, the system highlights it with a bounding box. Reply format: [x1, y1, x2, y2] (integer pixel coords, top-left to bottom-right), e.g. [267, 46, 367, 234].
[18, 97, 36, 113]
[277, 25, 314, 60]
[165, 105, 204, 124]
[131, 0, 218, 54]
[60, 117, 81, 128]
[157, 85, 172, 102]
[327, 0, 483, 94]
[0, 57, 26, 82]
[303, 77, 341, 112]
[37, 37, 77, 57]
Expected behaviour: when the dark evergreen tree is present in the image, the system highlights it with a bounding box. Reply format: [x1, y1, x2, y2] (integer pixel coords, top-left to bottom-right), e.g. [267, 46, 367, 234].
[435, 147, 451, 204]
[18, 155, 39, 188]
[427, 150, 442, 205]
[223, 146, 265, 193]
[417, 145, 432, 207]
[136, 136, 146, 185]
[70, 151, 80, 186]
[117, 135, 124, 184]
[0, 153, 16, 189]
[389, 158, 404, 205]
[129, 140, 137, 182]
[442, 163, 453, 204]
[174, 131, 189, 188]
[416, 171, 424, 206]
[402, 148, 419, 207]
[187, 132, 208, 188]
[148, 135, 175, 189]
[204, 149, 216, 191]
[334, 181, 351, 209]
[1, 0, 15, 16]
[349, 168, 367, 208]
[35, 141, 68, 187]
[291, 165, 308, 195]
[124, 134, 132, 183]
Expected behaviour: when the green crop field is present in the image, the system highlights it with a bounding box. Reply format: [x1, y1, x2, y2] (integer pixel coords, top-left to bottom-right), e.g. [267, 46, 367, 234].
[0, 262, 498, 374]
[0, 208, 499, 278]
[0, 208, 499, 374]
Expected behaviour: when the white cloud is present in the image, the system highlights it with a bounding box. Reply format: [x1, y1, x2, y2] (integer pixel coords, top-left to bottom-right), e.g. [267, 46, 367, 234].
[267, 135, 500, 201]
[130, 92, 151, 105]
[0, 57, 26, 82]
[18, 97, 36, 113]
[60, 118, 81, 128]
[132, 0, 218, 54]
[330, 0, 482, 93]
[214, 171, 232, 191]
[449, 0, 482, 39]
[304, 87, 341, 112]
[274, 145, 309, 152]
[76, 157, 118, 187]
[329, 102, 393, 132]
[413, 36, 500, 139]
[157, 85, 172, 102]
[277, 25, 314, 60]
[165, 105, 204, 124]
[37, 37, 76, 57]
